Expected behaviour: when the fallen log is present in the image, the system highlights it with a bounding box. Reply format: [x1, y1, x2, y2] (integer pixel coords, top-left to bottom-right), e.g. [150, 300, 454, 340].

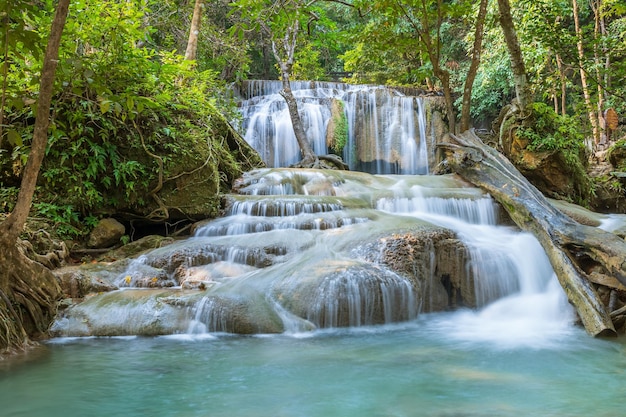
[440, 129, 626, 337]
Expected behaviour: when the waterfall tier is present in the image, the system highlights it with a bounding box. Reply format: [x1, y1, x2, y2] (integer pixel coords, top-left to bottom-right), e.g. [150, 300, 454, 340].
[52, 169, 570, 338]
[236, 81, 437, 174]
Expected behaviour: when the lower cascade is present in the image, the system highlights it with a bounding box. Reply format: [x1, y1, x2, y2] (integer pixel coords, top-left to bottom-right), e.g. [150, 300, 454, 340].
[52, 168, 574, 341]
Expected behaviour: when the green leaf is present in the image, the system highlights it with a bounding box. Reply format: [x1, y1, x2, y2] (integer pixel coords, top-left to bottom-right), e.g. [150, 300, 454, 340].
[100, 100, 111, 114]
[7, 130, 23, 147]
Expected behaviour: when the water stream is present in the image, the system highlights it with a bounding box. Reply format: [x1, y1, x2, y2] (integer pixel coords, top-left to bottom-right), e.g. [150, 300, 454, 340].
[2, 81, 624, 416]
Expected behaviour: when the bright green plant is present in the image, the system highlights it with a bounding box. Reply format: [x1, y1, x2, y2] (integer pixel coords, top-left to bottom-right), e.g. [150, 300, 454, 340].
[516, 102, 593, 205]
[31, 202, 82, 239]
[329, 100, 348, 154]
[517, 102, 584, 153]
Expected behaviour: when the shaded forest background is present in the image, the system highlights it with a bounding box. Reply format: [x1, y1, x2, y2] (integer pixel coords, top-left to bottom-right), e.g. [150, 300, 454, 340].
[1, 0, 625, 239]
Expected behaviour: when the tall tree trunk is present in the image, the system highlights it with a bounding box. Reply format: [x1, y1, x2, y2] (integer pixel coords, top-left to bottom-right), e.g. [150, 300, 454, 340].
[0, 6, 9, 150]
[435, 68, 456, 134]
[556, 53, 567, 116]
[573, 0, 600, 146]
[279, 65, 316, 165]
[460, 0, 488, 132]
[591, 0, 608, 144]
[0, 0, 69, 353]
[184, 0, 203, 61]
[0, 0, 69, 244]
[497, 0, 532, 109]
[262, 16, 317, 165]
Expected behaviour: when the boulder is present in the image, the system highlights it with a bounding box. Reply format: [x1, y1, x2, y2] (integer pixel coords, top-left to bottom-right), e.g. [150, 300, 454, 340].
[87, 218, 125, 248]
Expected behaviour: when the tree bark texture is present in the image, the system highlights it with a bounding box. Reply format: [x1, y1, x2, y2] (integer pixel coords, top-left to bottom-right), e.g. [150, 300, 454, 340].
[184, 0, 203, 61]
[440, 130, 626, 337]
[460, 0, 488, 132]
[0, 0, 70, 244]
[261, 16, 317, 165]
[279, 73, 316, 165]
[0, 0, 69, 353]
[497, 0, 532, 109]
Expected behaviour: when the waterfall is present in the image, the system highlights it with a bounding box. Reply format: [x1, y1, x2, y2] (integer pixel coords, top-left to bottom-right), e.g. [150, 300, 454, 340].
[237, 81, 431, 174]
[376, 182, 574, 346]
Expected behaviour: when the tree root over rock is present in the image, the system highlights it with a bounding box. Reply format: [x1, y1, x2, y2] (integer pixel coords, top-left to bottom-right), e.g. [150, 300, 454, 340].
[1, 245, 62, 354]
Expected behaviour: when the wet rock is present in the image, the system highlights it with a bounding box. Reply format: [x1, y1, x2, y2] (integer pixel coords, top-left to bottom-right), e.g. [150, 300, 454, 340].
[192, 293, 284, 334]
[358, 229, 476, 311]
[99, 235, 177, 261]
[50, 289, 197, 337]
[273, 260, 419, 328]
[53, 261, 128, 299]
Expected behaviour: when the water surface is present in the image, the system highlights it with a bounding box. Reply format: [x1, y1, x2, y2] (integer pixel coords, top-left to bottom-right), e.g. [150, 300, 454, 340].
[2, 316, 625, 417]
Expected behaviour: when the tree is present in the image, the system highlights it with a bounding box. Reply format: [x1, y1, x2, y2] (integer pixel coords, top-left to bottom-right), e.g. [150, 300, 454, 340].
[0, 0, 70, 352]
[386, 0, 459, 133]
[497, 0, 532, 110]
[231, 0, 319, 165]
[573, 0, 600, 145]
[460, 0, 488, 132]
[185, 0, 204, 61]
[442, 130, 626, 337]
[346, 0, 488, 134]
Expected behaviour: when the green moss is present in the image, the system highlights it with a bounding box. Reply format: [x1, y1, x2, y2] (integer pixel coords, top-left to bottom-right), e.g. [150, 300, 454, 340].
[1, 62, 263, 237]
[328, 99, 349, 155]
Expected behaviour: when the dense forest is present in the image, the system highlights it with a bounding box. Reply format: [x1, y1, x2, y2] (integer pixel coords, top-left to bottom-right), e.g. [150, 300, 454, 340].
[2, 0, 625, 231]
[1, 0, 626, 352]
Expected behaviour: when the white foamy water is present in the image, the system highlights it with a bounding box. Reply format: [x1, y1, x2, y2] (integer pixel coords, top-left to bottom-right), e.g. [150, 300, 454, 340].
[377, 184, 576, 348]
[238, 81, 431, 174]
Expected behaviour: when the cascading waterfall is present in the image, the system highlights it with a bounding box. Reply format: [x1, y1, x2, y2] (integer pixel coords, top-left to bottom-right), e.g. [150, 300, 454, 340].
[376, 183, 574, 346]
[52, 82, 575, 346]
[21, 81, 622, 417]
[237, 81, 431, 174]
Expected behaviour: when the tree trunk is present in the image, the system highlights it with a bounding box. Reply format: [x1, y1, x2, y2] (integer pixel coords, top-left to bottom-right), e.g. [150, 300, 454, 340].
[460, 0, 488, 132]
[556, 52, 567, 116]
[0, 0, 69, 353]
[434, 68, 456, 135]
[440, 130, 626, 337]
[497, 0, 532, 109]
[262, 14, 317, 166]
[591, 0, 608, 145]
[279, 67, 316, 165]
[573, 0, 600, 146]
[0, 245, 61, 352]
[184, 0, 203, 61]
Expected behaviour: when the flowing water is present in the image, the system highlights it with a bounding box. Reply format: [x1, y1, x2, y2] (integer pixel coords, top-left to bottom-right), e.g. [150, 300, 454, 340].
[2, 81, 625, 416]
[238, 81, 432, 174]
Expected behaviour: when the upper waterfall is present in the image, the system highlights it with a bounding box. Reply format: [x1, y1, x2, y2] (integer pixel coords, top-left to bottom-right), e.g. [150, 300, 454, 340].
[235, 80, 436, 174]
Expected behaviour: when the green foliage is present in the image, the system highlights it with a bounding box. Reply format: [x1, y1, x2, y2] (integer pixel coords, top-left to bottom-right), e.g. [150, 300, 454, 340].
[1, 0, 251, 236]
[31, 202, 82, 239]
[292, 44, 326, 81]
[0, 186, 18, 212]
[329, 100, 348, 154]
[516, 102, 593, 205]
[517, 102, 585, 154]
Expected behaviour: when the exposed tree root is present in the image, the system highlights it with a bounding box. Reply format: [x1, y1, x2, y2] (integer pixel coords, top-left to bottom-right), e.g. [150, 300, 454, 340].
[0, 245, 61, 353]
